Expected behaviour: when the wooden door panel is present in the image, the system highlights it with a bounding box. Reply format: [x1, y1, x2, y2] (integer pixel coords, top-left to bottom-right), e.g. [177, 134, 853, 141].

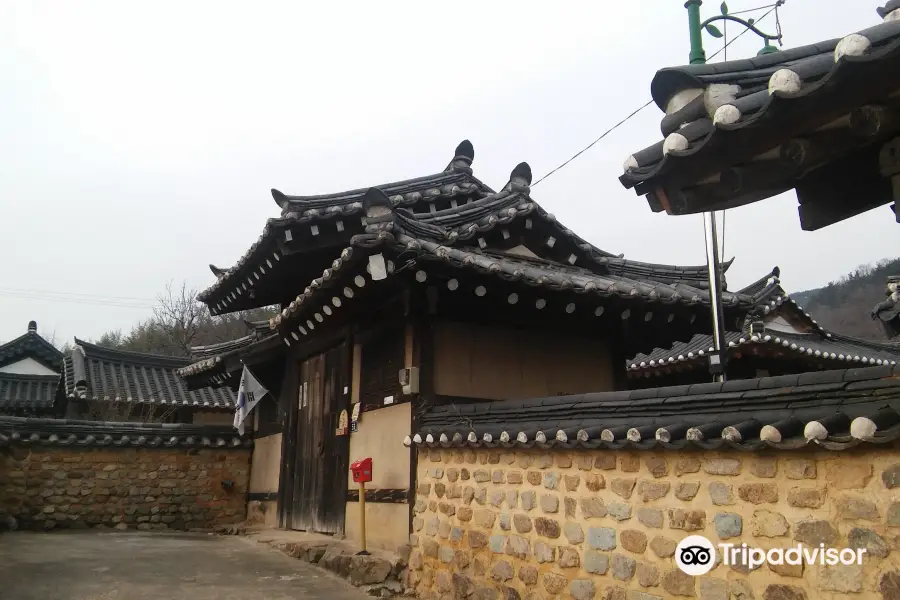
[320, 343, 350, 532]
[289, 343, 350, 534]
[290, 359, 310, 531]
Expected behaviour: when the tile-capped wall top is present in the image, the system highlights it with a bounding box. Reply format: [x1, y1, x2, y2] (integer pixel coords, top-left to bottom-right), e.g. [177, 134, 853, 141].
[407, 364, 900, 452]
[0, 416, 250, 449]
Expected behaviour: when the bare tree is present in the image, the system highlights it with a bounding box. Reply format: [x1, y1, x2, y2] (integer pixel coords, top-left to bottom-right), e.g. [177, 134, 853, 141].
[45, 328, 58, 349]
[151, 281, 209, 357]
[91, 280, 277, 357]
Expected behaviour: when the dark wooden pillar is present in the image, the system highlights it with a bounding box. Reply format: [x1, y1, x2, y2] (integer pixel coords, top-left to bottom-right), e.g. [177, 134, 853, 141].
[610, 320, 632, 391]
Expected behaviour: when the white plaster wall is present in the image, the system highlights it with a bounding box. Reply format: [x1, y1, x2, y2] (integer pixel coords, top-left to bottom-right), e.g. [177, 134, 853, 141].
[765, 315, 807, 334]
[0, 357, 57, 375]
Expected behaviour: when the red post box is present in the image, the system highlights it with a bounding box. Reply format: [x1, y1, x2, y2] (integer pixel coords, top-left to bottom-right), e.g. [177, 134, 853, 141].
[351, 457, 374, 554]
[351, 457, 373, 484]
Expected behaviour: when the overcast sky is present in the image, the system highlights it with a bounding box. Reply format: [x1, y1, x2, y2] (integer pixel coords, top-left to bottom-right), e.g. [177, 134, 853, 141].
[1, 1, 897, 345]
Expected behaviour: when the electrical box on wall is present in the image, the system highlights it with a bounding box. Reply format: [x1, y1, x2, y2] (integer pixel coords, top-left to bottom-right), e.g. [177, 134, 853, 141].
[399, 367, 419, 395]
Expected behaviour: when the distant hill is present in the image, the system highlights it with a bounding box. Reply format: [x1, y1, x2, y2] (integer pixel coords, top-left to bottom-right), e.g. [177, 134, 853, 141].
[789, 257, 899, 341]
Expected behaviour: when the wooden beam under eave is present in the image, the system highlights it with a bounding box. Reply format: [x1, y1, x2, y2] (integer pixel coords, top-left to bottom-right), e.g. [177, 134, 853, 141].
[674, 180, 791, 215]
[797, 144, 894, 231]
[351, 342, 361, 406]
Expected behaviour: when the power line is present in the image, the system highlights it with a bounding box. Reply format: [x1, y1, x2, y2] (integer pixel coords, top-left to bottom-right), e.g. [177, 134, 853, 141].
[708, 3, 782, 62]
[0, 286, 158, 303]
[729, 2, 782, 16]
[0, 290, 158, 309]
[532, 4, 782, 187]
[532, 100, 655, 187]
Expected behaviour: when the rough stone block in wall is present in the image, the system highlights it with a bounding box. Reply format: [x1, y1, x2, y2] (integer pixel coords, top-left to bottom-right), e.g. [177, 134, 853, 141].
[0, 446, 249, 531]
[411, 446, 900, 600]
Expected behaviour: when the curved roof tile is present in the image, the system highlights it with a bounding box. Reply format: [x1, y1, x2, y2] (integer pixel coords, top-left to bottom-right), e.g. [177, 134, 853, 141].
[63, 340, 235, 409]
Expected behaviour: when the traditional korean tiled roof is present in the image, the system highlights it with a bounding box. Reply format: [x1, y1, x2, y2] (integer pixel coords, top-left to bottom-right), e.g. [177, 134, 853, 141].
[178, 333, 284, 392]
[0, 416, 250, 449]
[406, 365, 900, 452]
[178, 322, 279, 380]
[628, 329, 900, 376]
[62, 339, 236, 409]
[201, 142, 730, 315]
[619, 6, 900, 229]
[0, 321, 63, 371]
[190, 336, 257, 360]
[732, 266, 822, 328]
[199, 142, 492, 307]
[188, 320, 273, 360]
[625, 268, 900, 376]
[736, 267, 780, 297]
[740, 275, 827, 336]
[267, 177, 756, 341]
[0, 374, 60, 413]
[268, 232, 755, 342]
[272, 140, 493, 215]
[873, 276, 900, 339]
[391, 172, 731, 286]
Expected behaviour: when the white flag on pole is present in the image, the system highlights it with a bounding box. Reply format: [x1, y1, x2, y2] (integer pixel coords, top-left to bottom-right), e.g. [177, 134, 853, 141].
[234, 366, 269, 435]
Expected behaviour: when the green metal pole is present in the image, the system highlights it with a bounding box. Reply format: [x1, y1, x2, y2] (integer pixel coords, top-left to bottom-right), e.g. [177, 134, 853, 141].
[685, 0, 707, 65]
[685, 0, 727, 380]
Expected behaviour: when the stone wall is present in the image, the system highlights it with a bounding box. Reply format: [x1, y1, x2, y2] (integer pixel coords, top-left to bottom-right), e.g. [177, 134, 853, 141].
[408, 447, 900, 600]
[0, 445, 250, 531]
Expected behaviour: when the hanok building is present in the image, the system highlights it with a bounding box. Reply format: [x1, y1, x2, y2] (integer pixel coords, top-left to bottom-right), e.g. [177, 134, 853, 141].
[629, 268, 900, 385]
[0, 321, 64, 417]
[179, 140, 772, 551]
[619, 3, 900, 231]
[60, 339, 236, 424]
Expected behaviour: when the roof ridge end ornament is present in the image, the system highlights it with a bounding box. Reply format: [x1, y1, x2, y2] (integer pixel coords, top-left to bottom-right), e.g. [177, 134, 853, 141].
[878, 1, 900, 21]
[446, 140, 475, 173]
[362, 188, 394, 223]
[503, 162, 533, 195]
[209, 264, 228, 278]
[271, 189, 290, 211]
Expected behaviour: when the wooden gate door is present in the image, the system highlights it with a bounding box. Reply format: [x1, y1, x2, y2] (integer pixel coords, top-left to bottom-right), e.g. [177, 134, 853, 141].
[290, 342, 350, 534]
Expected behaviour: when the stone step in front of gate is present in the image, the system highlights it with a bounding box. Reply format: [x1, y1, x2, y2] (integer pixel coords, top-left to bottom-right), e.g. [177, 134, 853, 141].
[217, 526, 414, 598]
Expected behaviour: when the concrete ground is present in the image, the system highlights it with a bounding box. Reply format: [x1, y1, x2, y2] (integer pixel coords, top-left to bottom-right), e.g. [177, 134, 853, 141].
[0, 530, 371, 600]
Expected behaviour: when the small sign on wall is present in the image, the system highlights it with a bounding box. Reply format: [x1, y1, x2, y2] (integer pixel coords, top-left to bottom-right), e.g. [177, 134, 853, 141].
[384, 395, 394, 406]
[336, 409, 349, 436]
[350, 403, 361, 434]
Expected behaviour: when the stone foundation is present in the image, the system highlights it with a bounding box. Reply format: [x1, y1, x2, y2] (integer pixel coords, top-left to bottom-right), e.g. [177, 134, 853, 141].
[409, 447, 900, 599]
[0, 445, 250, 531]
[246, 499, 278, 528]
